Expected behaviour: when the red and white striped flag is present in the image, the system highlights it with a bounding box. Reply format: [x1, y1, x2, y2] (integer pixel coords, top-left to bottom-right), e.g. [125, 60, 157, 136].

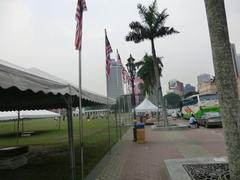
[116, 49, 122, 65]
[105, 30, 113, 78]
[75, 0, 87, 50]
[117, 49, 129, 84]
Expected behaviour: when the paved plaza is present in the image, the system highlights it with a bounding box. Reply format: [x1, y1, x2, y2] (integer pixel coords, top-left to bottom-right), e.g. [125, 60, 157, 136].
[86, 120, 227, 180]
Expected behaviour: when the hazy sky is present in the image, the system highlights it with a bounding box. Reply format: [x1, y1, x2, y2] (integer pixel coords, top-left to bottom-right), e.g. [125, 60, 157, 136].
[0, 0, 239, 96]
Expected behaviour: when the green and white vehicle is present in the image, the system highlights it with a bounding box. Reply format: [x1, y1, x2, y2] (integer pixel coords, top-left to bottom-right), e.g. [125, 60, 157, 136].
[181, 93, 220, 119]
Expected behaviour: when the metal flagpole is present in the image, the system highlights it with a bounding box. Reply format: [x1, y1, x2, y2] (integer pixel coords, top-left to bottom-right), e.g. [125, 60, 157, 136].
[106, 80, 111, 154]
[116, 57, 119, 89]
[115, 98, 119, 140]
[118, 98, 122, 139]
[75, 1, 87, 179]
[105, 29, 111, 154]
[79, 49, 84, 179]
[123, 95, 126, 127]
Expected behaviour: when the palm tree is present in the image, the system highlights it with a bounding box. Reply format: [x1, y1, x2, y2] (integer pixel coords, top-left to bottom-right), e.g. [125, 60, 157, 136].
[135, 54, 163, 96]
[126, 0, 178, 126]
[204, 0, 240, 179]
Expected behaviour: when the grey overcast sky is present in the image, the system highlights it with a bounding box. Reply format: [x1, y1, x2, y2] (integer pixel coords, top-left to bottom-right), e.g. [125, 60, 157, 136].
[0, 0, 239, 96]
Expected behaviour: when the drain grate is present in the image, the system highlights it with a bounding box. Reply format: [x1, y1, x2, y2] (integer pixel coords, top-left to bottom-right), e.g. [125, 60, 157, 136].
[182, 163, 230, 180]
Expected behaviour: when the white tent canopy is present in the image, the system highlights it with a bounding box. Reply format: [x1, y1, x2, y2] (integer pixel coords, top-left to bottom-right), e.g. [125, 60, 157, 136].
[0, 110, 60, 121]
[135, 98, 158, 113]
[0, 59, 115, 110]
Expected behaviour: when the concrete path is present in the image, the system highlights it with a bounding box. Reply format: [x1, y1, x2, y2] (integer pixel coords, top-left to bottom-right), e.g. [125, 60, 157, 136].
[86, 119, 227, 180]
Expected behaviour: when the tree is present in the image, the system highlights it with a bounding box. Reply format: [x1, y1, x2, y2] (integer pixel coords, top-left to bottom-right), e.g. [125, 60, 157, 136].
[126, 0, 178, 126]
[164, 93, 181, 109]
[204, 0, 240, 179]
[135, 54, 163, 96]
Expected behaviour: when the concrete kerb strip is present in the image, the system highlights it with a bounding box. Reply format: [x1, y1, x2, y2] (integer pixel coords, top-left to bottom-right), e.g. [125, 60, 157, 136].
[164, 156, 228, 180]
[151, 123, 189, 131]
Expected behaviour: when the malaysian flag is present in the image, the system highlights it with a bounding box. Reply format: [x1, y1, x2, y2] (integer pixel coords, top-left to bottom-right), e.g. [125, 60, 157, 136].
[117, 49, 129, 84]
[105, 30, 113, 78]
[75, 0, 87, 50]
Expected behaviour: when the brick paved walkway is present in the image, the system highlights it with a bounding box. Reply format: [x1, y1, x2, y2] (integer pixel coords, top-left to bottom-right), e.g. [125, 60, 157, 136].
[86, 120, 227, 180]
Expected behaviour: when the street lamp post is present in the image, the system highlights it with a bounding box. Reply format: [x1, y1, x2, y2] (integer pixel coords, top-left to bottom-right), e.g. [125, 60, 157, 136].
[126, 54, 136, 120]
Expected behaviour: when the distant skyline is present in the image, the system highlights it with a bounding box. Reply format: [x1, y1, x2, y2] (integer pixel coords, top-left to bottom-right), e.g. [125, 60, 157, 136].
[0, 0, 239, 96]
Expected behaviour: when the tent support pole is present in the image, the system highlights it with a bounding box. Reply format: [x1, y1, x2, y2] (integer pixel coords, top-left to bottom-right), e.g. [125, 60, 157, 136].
[67, 96, 76, 180]
[22, 117, 24, 134]
[13, 118, 16, 134]
[58, 117, 61, 130]
[16, 111, 20, 144]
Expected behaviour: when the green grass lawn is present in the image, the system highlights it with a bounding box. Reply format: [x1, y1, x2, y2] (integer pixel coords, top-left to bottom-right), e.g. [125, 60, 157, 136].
[0, 116, 130, 180]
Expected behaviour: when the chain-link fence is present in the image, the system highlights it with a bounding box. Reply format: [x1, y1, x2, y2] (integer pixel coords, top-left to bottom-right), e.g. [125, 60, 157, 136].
[0, 95, 139, 180]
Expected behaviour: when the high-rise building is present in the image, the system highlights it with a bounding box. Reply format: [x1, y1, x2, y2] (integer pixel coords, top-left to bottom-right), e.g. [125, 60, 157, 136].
[237, 54, 240, 75]
[230, 43, 239, 77]
[237, 54, 240, 98]
[197, 73, 215, 94]
[230, 44, 240, 99]
[107, 60, 124, 99]
[184, 84, 196, 94]
[197, 74, 211, 86]
[198, 81, 217, 94]
[230, 43, 240, 78]
[168, 79, 184, 96]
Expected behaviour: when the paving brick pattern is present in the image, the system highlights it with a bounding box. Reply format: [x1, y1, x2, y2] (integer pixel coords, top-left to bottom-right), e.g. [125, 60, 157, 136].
[87, 119, 227, 180]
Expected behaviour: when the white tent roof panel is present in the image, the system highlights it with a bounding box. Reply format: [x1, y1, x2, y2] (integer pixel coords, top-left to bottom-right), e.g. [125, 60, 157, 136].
[0, 59, 115, 110]
[0, 110, 60, 121]
[135, 98, 158, 113]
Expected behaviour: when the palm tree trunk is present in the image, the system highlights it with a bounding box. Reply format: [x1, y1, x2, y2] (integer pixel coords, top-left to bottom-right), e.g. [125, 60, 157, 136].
[151, 39, 168, 126]
[204, 0, 240, 179]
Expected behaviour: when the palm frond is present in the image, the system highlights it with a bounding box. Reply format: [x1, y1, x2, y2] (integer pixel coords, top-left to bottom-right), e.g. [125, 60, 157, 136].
[152, 0, 158, 10]
[128, 21, 148, 33]
[167, 27, 179, 35]
[126, 32, 143, 43]
[155, 26, 179, 38]
[149, 0, 158, 14]
[156, 57, 164, 69]
[137, 4, 148, 21]
[126, 21, 150, 43]
[135, 61, 145, 68]
[136, 54, 164, 95]
[125, 0, 179, 47]
[154, 9, 168, 28]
